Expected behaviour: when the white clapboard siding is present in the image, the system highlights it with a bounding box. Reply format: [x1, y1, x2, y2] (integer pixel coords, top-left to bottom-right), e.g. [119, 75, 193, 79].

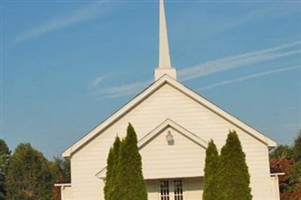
[69, 81, 274, 200]
[140, 127, 206, 179]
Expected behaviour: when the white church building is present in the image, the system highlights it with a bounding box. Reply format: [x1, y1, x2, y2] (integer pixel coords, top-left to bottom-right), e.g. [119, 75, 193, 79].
[56, 0, 282, 199]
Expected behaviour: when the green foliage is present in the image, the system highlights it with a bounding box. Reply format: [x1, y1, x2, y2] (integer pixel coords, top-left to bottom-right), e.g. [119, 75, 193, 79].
[111, 124, 147, 200]
[104, 136, 121, 200]
[203, 140, 220, 200]
[0, 139, 10, 200]
[50, 157, 71, 183]
[270, 131, 301, 199]
[293, 131, 301, 161]
[5, 143, 54, 200]
[49, 157, 71, 200]
[219, 131, 252, 200]
[270, 145, 294, 160]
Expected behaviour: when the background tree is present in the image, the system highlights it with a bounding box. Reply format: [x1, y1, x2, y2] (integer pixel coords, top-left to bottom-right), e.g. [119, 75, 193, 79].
[5, 143, 54, 200]
[50, 157, 71, 183]
[270, 145, 294, 160]
[292, 131, 301, 161]
[220, 131, 252, 200]
[0, 139, 10, 200]
[270, 131, 301, 200]
[112, 124, 147, 200]
[50, 157, 71, 200]
[104, 136, 121, 200]
[203, 140, 220, 200]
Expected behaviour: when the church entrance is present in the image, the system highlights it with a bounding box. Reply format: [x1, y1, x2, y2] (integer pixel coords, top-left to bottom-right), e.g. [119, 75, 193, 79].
[160, 179, 183, 200]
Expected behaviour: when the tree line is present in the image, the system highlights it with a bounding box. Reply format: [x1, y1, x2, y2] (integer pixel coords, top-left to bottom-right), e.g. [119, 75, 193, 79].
[0, 128, 300, 200]
[0, 141, 70, 200]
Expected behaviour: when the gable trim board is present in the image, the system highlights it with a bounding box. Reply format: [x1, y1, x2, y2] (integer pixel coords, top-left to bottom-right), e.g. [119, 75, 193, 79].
[139, 118, 208, 149]
[95, 118, 209, 179]
[62, 75, 276, 158]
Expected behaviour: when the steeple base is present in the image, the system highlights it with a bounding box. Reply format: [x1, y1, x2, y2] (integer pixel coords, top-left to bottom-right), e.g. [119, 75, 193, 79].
[155, 67, 177, 80]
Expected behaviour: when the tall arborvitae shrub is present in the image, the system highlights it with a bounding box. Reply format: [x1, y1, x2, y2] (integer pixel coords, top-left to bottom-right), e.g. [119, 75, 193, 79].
[220, 131, 252, 200]
[203, 140, 220, 200]
[104, 136, 121, 200]
[112, 123, 147, 200]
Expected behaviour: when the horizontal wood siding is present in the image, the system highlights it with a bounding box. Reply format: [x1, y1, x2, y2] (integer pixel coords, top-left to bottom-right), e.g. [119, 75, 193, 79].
[140, 127, 206, 179]
[70, 83, 273, 200]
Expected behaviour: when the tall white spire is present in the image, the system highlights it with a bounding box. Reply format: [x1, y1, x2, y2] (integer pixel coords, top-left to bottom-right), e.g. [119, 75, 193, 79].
[159, 0, 171, 68]
[155, 0, 177, 80]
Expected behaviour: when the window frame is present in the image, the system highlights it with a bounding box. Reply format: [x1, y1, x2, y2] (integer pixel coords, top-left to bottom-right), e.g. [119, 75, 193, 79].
[159, 179, 184, 200]
[160, 180, 170, 200]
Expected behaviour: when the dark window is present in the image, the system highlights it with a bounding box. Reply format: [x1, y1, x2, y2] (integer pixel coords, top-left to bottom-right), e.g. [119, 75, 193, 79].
[160, 180, 170, 200]
[160, 180, 184, 200]
[174, 180, 183, 200]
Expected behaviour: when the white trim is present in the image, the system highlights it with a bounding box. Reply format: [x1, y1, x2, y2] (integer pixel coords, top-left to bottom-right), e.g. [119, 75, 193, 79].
[138, 118, 208, 149]
[54, 183, 71, 187]
[54, 183, 71, 200]
[63, 75, 276, 157]
[62, 76, 168, 157]
[270, 173, 284, 200]
[270, 173, 285, 176]
[96, 167, 106, 179]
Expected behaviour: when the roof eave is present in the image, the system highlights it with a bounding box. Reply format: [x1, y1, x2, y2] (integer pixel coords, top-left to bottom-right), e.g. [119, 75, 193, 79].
[62, 75, 277, 157]
[62, 75, 172, 157]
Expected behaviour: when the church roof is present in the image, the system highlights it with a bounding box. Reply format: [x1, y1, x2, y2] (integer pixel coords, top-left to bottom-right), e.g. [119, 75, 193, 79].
[62, 75, 276, 157]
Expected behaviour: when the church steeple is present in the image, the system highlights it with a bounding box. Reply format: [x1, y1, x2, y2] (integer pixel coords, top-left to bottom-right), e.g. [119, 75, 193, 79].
[159, 0, 171, 68]
[155, 0, 177, 81]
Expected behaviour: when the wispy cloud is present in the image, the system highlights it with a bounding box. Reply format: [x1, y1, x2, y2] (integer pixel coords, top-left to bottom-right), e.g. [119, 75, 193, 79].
[216, 4, 301, 33]
[178, 40, 301, 81]
[92, 40, 301, 98]
[91, 76, 105, 89]
[92, 80, 152, 99]
[199, 65, 301, 91]
[13, 2, 109, 45]
[175, 3, 300, 40]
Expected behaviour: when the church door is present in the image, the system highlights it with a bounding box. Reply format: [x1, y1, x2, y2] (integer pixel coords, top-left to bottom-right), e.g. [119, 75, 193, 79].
[160, 179, 184, 200]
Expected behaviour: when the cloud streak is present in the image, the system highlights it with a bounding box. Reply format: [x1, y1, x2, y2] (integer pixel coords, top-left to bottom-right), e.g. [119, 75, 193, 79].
[218, 3, 301, 33]
[91, 76, 105, 89]
[93, 80, 152, 99]
[178, 40, 301, 81]
[13, 2, 108, 45]
[199, 65, 301, 91]
[92, 40, 301, 98]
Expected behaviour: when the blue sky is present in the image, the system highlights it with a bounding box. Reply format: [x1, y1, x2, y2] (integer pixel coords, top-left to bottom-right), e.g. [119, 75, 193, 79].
[1, 0, 301, 159]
